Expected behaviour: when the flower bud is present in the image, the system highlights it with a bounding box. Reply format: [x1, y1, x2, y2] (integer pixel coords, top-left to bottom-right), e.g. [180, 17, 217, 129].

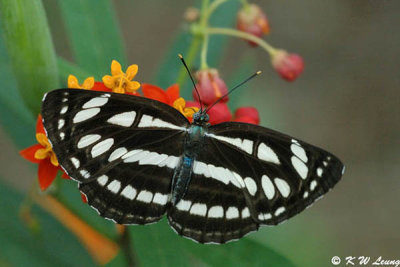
[193, 69, 229, 106]
[237, 4, 270, 47]
[271, 50, 304, 81]
[233, 107, 260, 124]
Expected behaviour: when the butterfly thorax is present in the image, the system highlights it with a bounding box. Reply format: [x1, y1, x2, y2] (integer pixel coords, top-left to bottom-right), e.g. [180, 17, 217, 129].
[171, 112, 209, 205]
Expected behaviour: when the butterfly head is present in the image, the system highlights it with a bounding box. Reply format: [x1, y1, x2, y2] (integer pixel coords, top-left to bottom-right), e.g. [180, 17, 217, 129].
[192, 111, 209, 125]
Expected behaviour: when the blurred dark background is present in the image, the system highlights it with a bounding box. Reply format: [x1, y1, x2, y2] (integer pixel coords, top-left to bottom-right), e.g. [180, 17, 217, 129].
[1, 0, 399, 266]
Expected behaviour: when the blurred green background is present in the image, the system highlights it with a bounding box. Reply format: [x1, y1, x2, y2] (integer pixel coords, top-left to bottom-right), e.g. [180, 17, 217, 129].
[0, 0, 399, 266]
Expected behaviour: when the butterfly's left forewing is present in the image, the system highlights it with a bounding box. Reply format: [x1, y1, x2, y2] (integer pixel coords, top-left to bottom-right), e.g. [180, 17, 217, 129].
[42, 89, 189, 224]
[168, 122, 344, 243]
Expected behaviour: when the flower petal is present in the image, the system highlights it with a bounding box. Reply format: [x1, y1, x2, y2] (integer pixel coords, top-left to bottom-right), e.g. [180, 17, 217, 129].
[68, 75, 79, 89]
[102, 75, 115, 89]
[126, 81, 141, 92]
[38, 159, 59, 191]
[20, 144, 43, 163]
[111, 60, 123, 76]
[82, 77, 95, 90]
[142, 83, 169, 104]
[36, 115, 45, 134]
[166, 84, 180, 103]
[126, 64, 138, 80]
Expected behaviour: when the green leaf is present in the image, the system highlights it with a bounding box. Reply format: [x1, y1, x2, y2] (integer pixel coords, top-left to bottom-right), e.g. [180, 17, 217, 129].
[129, 219, 294, 266]
[0, 0, 59, 115]
[57, 0, 127, 78]
[0, 28, 35, 148]
[0, 181, 95, 266]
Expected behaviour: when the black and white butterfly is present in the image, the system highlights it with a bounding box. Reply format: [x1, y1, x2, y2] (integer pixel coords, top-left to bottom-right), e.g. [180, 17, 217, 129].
[41, 88, 344, 244]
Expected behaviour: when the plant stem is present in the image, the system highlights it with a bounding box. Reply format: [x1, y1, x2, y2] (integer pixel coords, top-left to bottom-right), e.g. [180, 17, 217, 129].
[176, 36, 201, 86]
[204, 0, 227, 22]
[119, 227, 137, 267]
[206, 27, 278, 56]
[200, 33, 209, 70]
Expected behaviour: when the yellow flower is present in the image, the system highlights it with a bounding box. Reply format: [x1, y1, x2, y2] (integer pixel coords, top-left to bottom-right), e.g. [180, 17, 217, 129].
[34, 133, 59, 166]
[68, 75, 95, 90]
[173, 97, 199, 119]
[102, 60, 141, 94]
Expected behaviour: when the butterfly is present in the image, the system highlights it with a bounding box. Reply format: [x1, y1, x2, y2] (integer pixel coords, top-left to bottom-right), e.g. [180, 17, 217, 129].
[41, 86, 344, 244]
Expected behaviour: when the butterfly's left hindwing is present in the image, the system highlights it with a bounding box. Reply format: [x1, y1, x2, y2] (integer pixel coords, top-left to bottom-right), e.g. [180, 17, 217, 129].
[168, 122, 344, 243]
[42, 89, 189, 224]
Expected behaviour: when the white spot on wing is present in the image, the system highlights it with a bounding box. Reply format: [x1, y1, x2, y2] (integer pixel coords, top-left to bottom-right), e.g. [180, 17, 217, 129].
[317, 167, 323, 177]
[176, 199, 191, 211]
[303, 191, 309, 199]
[82, 97, 108, 109]
[91, 138, 114, 158]
[79, 169, 90, 179]
[257, 142, 280, 164]
[310, 180, 317, 191]
[208, 206, 224, 218]
[291, 143, 308, 163]
[60, 106, 68, 114]
[261, 175, 275, 200]
[121, 185, 137, 200]
[107, 180, 121, 194]
[70, 157, 80, 168]
[226, 207, 239, 219]
[108, 147, 128, 162]
[206, 133, 253, 154]
[58, 119, 65, 130]
[59, 132, 65, 140]
[107, 111, 136, 127]
[244, 177, 257, 196]
[97, 175, 108, 186]
[190, 203, 207, 216]
[73, 108, 101, 123]
[291, 156, 308, 179]
[138, 114, 184, 130]
[152, 193, 168, 205]
[275, 207, 285, 216]
[241, 207, 250, 219]
[136, 190, 153, 203]
[77, 134, 101, 148]
[274, 178, 291, 198]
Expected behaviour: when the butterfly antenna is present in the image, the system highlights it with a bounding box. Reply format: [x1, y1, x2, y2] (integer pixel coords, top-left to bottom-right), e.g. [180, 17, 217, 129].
[205, 71, 262, 113]
[178, 54, 203, 112]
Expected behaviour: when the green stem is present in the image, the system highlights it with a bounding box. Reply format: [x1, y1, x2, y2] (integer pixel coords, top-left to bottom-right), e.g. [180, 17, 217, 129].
[240, 0, 250, 11]
[176, 36, 202, 86]
[119, 228, 137, 267]
[206, 27, 278, 56]
[204, 0, 228, 22]
[200, 33, 209, 70]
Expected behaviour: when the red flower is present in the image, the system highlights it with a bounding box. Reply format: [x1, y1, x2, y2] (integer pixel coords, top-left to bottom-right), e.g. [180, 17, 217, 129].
[142, 83, 180, 106]
[20, 115, 68, 190]
[207, 102, 232, 125]
[271, 50, 304, 81]
[233, 107, 260, 124]
[237, 4, 270, 47]
[193, 69, 229, 106]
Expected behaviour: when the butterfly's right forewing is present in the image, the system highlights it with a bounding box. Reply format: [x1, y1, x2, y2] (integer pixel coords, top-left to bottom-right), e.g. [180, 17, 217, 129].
[42, 89, 189, 224]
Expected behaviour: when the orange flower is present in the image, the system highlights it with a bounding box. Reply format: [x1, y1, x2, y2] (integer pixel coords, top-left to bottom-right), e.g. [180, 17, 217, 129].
[68, 75, 95, 90]
[142, 84, 199, 120]
[20, 115, 68, 190]
[102, 60, 141, 94]
[142, 83, 180, 105]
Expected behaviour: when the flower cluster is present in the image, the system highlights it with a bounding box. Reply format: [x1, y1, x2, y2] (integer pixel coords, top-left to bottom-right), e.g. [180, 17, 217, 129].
[190, 68, 259, 125]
